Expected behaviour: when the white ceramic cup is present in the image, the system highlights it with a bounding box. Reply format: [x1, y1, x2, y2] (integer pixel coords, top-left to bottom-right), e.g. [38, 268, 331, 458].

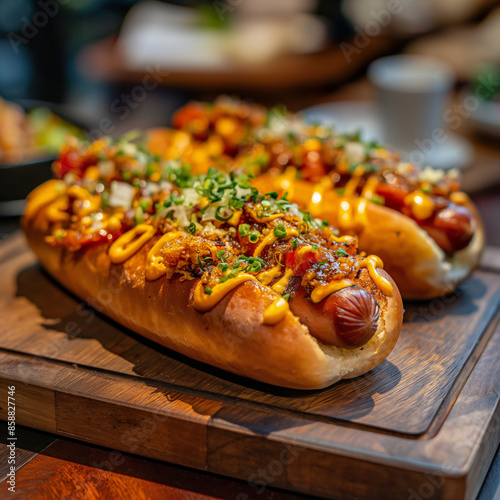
[368, 55, 455, 163]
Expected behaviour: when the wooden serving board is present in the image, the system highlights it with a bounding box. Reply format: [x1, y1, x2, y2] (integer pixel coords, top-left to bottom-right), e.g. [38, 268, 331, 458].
[0, 232, 499, 500]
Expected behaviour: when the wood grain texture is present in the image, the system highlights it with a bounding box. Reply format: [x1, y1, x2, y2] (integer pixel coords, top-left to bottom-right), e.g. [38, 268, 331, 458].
[0, 232, 499, 499]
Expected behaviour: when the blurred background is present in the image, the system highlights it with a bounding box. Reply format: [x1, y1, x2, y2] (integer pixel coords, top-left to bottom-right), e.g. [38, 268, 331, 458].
[0, 0, 499, 242]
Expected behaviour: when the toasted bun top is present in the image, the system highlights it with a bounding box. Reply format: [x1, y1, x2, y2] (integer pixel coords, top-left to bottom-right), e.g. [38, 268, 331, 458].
[253, 175, 484, 300]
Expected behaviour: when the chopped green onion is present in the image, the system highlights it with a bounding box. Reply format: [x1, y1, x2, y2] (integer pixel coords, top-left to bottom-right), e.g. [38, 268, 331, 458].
[273, 224, 287, 238]
[317, 261, 328, 266]
[205, 286, 213, 295]
[248, 231, 260, 244]
[368, 194, 385, 205]
[215, 206, 234, 221]
[291, 239, 298, 250]
[186, 222, 197, 235]
[274, 253, 285, 267]
[250, 260, 263, 273]
[215, 250, 227, 261]
[236, 174, 251, 188]
[139, 198, 151, 211]
[238, 224, 251, 238]
[283, 293, 290, 301]
[299, 222, 309, 236]
[336, 248, 349, 257]
[101, 191, 110, 210]
[134, 206, 144, 225]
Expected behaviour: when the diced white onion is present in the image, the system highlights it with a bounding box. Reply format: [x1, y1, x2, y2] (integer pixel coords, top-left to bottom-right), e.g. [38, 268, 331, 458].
[175, 206, 190, 228]
[201, 205, 217, 222]
[160, 180, 173, 192]
[97, 160, 115, 177]
[109, 181, 135, 209]
[182, 188, 202, 207]
[145, 182, 160, 195]
[235, 186, 252, 199]
[344, 142, 366, 164]
[418, 166, 445, 185]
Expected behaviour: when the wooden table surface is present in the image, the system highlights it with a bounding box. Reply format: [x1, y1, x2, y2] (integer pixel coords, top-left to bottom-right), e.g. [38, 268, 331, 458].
[1, 81, 500, 499]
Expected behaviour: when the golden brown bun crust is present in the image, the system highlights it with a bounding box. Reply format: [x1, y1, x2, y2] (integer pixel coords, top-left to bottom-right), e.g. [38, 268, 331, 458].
[21, 192, 403, 389]
[253, 175, 484, 300]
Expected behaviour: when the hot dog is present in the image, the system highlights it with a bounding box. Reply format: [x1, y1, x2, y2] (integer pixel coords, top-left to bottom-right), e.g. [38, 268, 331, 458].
[288, 284, 380, 348]
[169, 97, 485, 299]
[22, 134, 403, 389]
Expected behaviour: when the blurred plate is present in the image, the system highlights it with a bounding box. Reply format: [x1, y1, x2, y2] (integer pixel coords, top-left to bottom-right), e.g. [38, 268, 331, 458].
[302, 100, 473, 170]
[0, 100, 88, 216]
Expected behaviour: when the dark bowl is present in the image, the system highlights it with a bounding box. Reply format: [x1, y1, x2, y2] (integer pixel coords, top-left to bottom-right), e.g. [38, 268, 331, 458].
[0, 100, 90, 216]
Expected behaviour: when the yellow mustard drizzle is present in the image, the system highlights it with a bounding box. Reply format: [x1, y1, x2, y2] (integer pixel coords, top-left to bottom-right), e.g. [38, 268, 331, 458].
[66, 185, 100, 217]
[361, 176, 379, 199]
[329, 233, 356, 244]
[404, 191, 435, 220]
[296, 245, 313, 259]
[310, 279, 354, 303]
[227, 210, 243, 226]
[307, 177, 334, 216]
[277, 167, 297, 199]
[338, 198, 353, 229]
[271, 268, 294, 294]
[343, 165, 365, 196]
[253, 228, 299, 257]
[449, 191, 468, 205]
[359, 255, 393, 296]
[105, 215, 123, 233]
[46, 197, 70, 222]
[337, 197, 372, 232]
[109, 224, 157, 264]
[263, 296, 290, 325]
[247, 208, 283, 222]
[145, 231, 186, 281]
[257, 265, 283, 286]
[193, 274, 257, 312]
[25, 180, 66, 221]
[354, 198, 369, 227]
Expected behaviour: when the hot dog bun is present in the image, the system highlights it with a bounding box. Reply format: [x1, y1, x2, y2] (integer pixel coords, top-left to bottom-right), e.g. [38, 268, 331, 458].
[167, 97, 485, 300]
[253, 174, 484, 300]
[23, 198, 403, 390]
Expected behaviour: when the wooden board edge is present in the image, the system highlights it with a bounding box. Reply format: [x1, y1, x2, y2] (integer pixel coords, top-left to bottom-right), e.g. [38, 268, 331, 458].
[205, 319, 500, 500]
[0, 352, 224, 471]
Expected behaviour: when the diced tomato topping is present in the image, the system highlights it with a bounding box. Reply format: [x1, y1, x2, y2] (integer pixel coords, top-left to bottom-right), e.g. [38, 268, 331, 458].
[285, 246, 320, 276]
[54, 147, 98, 179]
[172, 103, 210, 139]
[54, 227, 124, 250]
